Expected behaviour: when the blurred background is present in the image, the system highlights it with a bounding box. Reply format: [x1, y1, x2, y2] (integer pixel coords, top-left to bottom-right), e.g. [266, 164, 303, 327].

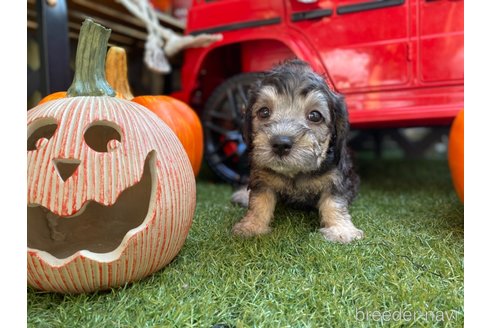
[27, 0, 186, 108]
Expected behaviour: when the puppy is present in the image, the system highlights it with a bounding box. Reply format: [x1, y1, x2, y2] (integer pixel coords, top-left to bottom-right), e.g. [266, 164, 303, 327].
[231, 59, 363, 243]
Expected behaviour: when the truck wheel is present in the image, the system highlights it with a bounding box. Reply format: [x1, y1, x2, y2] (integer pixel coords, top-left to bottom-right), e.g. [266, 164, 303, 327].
[202, 72, 262, 185]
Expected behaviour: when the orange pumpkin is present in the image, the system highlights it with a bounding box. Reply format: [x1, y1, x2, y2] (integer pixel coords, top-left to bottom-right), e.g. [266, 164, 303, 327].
[448, 109, 464, 202]
[38, 91, 67, 105]
[105, 46, 204, 176]
[132, 95, 204, 176]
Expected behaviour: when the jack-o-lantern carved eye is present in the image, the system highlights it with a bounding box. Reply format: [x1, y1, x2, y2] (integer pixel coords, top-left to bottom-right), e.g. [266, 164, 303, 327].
[84, 121, 122, 153]
[27, 118, 58, 151]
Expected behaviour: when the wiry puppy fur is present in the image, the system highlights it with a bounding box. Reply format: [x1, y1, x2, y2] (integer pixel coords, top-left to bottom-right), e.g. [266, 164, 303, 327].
[231, 59, 363, 243]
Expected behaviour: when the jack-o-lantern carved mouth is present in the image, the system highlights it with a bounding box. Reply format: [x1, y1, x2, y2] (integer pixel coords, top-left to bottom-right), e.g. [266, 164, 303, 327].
[27, 151, 157, 259]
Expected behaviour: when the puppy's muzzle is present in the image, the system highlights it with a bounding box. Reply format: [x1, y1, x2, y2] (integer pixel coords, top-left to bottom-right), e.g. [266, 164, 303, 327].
[271, 135, 294, 157]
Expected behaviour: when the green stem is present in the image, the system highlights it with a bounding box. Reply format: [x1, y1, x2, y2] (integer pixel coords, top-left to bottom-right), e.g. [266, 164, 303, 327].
[67, 19, 115, 97]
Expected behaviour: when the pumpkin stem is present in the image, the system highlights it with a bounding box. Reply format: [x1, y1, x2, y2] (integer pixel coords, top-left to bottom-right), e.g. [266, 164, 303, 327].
[105, 46, 134, 100]
[67, 19, 115, 97]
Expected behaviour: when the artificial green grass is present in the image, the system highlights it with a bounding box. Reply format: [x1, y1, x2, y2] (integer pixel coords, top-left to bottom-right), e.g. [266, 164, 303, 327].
[27, 158, 463, 327]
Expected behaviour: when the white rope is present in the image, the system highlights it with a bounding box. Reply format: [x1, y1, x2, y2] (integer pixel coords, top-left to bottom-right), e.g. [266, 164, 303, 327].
[117, 0, 223, 73]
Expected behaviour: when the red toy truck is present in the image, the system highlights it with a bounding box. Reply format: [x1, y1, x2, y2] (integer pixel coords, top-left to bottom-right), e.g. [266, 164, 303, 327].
[171, 0, 464, 184]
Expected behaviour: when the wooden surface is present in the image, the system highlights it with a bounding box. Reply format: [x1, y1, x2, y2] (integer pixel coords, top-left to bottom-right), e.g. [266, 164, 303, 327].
[27, 0, 185, 49]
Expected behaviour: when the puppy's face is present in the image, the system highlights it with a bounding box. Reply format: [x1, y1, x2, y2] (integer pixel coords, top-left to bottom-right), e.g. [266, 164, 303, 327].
[250, 86, 331, 176]
[244, 60, 346, 177]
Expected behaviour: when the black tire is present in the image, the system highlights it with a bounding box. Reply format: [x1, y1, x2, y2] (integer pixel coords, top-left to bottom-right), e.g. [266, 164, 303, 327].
[202, 72, 262, 185]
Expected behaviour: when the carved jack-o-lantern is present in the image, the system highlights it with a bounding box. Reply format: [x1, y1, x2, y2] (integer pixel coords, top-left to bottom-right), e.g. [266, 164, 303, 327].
[27, 20, 195, 293]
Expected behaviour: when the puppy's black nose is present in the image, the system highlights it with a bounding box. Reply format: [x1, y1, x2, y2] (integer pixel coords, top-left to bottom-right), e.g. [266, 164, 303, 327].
[271, 135, 294, 156]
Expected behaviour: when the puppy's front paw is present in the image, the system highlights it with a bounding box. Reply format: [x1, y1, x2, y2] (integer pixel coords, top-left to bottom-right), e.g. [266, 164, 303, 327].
[320, 223, 364, 244]
[232, 220, 271, 237]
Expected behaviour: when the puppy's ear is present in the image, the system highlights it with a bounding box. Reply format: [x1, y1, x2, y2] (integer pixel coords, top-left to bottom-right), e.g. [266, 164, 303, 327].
[242, 80, 261, 150]
[242, 101, 253, 149]
[326, 90, 349, 165]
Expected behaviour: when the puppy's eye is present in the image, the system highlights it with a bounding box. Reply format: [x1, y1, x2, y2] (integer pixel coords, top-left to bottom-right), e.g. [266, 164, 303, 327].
[257, 107, 271, 119]
[307, 111, 323, 123]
